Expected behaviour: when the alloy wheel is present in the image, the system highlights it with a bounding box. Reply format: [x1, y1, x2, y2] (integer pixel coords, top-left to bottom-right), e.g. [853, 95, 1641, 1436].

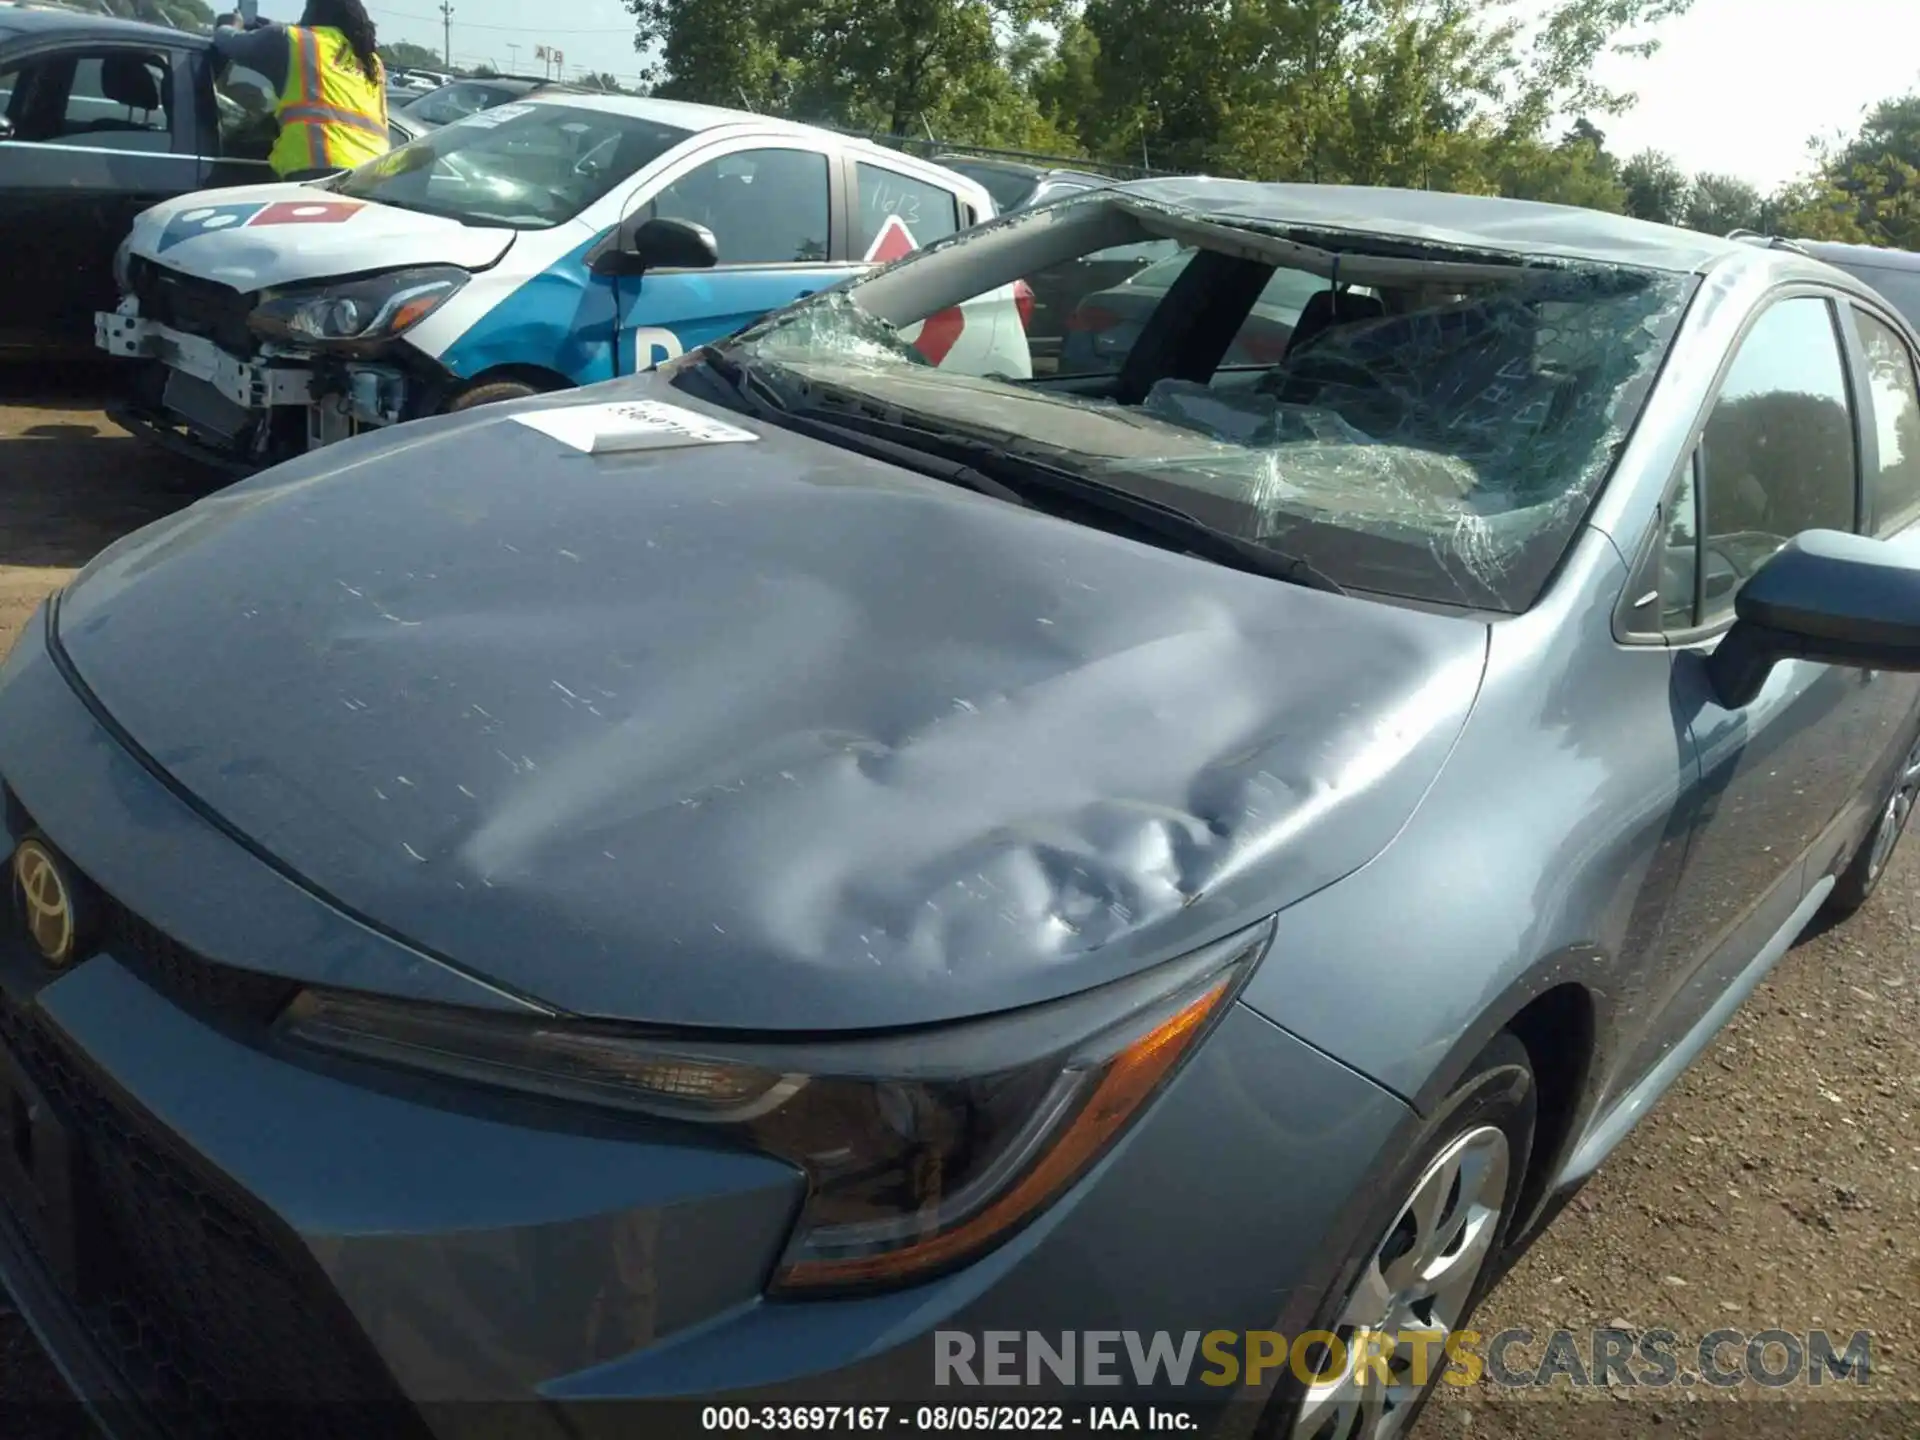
[1290, 1124, 1511, 1440]
[1866, 737, 1920, 884]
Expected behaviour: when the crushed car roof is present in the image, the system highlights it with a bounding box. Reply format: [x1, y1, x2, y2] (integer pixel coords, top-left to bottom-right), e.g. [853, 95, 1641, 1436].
[1114, 178, 1752, 274]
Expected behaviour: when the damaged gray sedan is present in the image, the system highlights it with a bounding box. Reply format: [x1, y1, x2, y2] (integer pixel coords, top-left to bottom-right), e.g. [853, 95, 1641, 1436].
[5, 179, 1920, 1440]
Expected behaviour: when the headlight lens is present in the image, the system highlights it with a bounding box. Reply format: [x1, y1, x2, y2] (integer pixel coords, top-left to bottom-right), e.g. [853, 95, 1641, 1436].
[247, 266, 467, 349]
[277, 922, 1267, 1293]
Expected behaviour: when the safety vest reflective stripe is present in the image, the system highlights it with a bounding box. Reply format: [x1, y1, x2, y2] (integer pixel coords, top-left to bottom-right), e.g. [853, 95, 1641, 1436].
[288, 25, 328, 169]
[280, 102, 386, 137]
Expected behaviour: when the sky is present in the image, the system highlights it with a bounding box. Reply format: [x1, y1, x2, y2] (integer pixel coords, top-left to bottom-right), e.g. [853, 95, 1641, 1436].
[1594, 0, 1920, 190]
[290, 0, 1920, 190]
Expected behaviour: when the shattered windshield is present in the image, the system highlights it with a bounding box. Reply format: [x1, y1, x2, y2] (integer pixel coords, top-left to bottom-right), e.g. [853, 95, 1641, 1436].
[713, 195, 1694, 612]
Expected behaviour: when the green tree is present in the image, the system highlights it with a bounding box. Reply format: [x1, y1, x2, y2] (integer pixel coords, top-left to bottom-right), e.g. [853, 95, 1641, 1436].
[380, 41, 449, 72]
[628, 0, 793, 112]
[1683, 171, 1763, 235]
[1620, 148, 1686, 225]
[625, 0, 1698, 185]
[1028, 19, 1101, 153]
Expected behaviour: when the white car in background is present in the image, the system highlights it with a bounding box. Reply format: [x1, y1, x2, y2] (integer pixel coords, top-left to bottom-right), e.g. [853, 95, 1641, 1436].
[95, 93, 1030, 470]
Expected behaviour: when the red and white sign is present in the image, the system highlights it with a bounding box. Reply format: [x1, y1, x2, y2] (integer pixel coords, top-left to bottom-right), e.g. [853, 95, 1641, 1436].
[249, 200, 366, 228]
[863, 214, 919, 264]
[865, 214, 965, 365]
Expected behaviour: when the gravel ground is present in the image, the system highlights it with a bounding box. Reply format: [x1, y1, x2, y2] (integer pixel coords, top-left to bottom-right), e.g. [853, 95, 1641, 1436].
[0, 371, 1915, 1438]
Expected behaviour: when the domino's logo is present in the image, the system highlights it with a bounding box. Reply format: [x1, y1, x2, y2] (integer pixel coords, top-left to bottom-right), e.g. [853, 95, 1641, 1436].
[157, 203, 266, 251]
[156, 200, 366, 253]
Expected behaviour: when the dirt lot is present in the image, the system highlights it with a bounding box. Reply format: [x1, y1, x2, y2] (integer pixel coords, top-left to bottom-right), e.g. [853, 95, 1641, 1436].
[0, 372, 1916, 1438]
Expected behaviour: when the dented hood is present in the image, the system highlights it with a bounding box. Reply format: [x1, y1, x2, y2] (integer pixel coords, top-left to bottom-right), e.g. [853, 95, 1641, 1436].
[127, 183, 518, 289]
[54, 385, 1489, 1029]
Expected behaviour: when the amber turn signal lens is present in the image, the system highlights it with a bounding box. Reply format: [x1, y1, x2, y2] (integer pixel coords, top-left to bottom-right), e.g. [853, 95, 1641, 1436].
[772, 972, 1236, 1291]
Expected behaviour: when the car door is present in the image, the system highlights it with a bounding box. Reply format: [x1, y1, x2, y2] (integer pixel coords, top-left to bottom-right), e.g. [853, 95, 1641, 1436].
[610, 140, 857, 375]
[0, 38, 199, 353]
[1835, 298, 1920, 830]
[1615, 291, 1897, 1083]
[194, 44, 279, 189]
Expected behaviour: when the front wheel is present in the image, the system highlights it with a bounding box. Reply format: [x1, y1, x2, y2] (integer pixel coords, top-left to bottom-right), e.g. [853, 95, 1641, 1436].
[1826, 731, 1920, 919]
[445, 378, 554, 412]
[1265, 1033, 1536, 1440]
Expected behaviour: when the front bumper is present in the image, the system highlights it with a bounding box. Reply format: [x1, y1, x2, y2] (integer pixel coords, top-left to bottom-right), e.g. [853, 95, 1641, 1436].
[96, 301, 409, 465]
[0, 608, 1414, 1438]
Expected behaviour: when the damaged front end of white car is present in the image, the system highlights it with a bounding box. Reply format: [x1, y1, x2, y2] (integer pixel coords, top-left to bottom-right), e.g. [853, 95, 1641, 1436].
[97, 252, 470, 472]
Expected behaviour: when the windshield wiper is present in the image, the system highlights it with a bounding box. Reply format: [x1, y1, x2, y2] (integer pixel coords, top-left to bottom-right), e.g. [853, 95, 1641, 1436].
[691, 351, 1030, 508]
[985, 446, 1348, 594]
[691, 352, 1345, 595]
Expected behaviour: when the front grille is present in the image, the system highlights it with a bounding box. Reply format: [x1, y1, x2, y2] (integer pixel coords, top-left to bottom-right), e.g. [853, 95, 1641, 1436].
[0, 806, 417, 1435]
[6, 791, 298, 1028]
[129, 259, 258, 357]
[93, 889, 299, 1028]
[160, 370, 253, 441]
[0, 1005, 425, 1440]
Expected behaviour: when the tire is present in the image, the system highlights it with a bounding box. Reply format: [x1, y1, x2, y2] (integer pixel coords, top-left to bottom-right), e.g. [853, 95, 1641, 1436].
[1260, 1033, 1536, 1440]
[445, 379, 553, 413]
[1825, 730, 1920, 919]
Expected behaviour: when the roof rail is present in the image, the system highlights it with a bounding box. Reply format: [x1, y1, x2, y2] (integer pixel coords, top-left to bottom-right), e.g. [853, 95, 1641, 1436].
[1725, 228, 1811, 257]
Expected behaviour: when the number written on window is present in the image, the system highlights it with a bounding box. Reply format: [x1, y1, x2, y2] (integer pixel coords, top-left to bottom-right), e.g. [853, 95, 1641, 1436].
[854, 162, 959, 258]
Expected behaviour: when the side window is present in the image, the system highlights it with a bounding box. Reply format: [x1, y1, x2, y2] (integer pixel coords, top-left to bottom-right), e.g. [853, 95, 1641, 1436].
[1696, 296, 1857, 624]
[647, 148, 828, 266]
[0, 59, 26, 129]
[1853, 308, 1920, 536]
[1656, 455, 1702, 630]
[60, 51, 173, 152]
[854, 162, 960, 258]
[215, 61, 278, 161]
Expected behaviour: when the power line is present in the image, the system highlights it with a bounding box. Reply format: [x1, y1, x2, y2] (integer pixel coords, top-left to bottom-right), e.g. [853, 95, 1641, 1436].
[372, 4, 635, 34]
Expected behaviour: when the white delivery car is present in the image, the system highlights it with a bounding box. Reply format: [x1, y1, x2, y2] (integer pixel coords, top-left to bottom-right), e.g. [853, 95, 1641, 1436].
[96, 93, 1032, 470]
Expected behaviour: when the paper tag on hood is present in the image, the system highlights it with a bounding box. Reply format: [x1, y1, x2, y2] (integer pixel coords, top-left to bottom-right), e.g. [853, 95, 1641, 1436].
[512, 400, 759, 454]
[455, 103, 536, 128]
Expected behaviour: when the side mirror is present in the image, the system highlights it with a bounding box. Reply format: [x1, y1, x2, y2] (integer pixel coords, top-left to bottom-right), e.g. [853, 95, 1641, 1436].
[1706, 529, 1920, 707]
[588, 215, 718, 277]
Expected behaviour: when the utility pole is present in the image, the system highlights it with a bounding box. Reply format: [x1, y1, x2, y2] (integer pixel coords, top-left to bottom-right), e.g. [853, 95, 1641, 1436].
[438, 2, 453, 68]
[506, 41, 519, 74]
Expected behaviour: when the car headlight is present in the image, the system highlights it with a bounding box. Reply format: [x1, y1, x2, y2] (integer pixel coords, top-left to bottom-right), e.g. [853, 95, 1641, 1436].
[247, 265, 467, 351]
[276, 921, 1268, 1293]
